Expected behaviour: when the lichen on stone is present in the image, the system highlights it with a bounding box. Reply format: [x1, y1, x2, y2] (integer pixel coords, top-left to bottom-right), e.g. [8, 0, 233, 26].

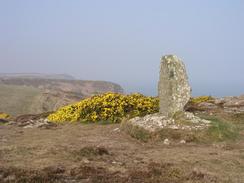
[158, 55, 191, 117]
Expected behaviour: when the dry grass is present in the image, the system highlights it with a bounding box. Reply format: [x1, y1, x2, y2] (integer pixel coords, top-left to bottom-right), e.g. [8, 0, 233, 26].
[1, 113, 244, 182]
[0, 162, 219, 183]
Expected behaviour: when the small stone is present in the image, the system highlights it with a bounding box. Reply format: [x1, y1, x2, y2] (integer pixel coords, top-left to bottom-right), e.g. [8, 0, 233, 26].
[164, 138, 170, 145]
[180, 140, 186, 144]
[4, 175, 16, 181]
[113, 128, 120, 132]
[23, 125, 34, 129]
[83, 158, 90, 164]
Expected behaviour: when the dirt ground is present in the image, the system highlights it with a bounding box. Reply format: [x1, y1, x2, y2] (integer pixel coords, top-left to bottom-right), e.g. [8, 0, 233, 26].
[1, 116, 244, 183]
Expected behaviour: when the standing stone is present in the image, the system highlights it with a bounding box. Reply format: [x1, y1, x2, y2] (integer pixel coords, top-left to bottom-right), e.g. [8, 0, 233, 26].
[158, 55, 191, 117]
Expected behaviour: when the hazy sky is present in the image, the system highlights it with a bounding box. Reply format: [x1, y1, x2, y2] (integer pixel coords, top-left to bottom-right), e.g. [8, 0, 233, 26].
[0, 0, 243, 96]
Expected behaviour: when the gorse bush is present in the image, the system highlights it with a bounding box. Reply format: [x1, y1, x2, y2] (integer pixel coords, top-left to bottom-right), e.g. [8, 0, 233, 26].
[48, 92, 159, 123]
[190, 96, 214, 104]
[0, 112, 10, 119]
[48, 94, 214, 123]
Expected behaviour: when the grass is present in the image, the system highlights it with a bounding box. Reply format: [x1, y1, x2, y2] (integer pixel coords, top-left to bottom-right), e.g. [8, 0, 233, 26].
[0, 121, 8, 126]
[0, 84, 41, 116]
[121, 120, 201, 143]
[158, 128, 199, 142]
[200, 112, 242, 142]
[221, 113, 244, 132]
[72, 146, 109, 158]
[206, 118, 239, 141]
[121, 120, 152, 142]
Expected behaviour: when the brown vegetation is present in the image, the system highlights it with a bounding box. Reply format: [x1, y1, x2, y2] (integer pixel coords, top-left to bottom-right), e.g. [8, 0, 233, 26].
[1, 109, 244, 182]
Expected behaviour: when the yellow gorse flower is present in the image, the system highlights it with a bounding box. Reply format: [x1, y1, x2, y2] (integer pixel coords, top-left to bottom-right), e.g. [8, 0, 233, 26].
[48, 92, 159, 123]
[0, 112, 11, 119]
[190, 96, 214, 104]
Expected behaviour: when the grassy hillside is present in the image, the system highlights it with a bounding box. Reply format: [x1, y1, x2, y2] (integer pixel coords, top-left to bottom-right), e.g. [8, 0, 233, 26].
[0, 73, 75, 80]
[0, 84, 42, 116]
[0, 77, 124, 116]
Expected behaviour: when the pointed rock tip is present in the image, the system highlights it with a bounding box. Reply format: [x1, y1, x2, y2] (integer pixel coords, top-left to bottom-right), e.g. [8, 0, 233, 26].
[161, 54, 180, 60]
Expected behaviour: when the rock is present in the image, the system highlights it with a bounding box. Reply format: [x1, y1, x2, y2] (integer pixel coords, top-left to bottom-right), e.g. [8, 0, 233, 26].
[125, 55, 211, 140]
[112, 128, 120, 132]
[158, 55, 191, 117]
[180, 140, 186, 144]
[164, 139, 170, 145]
[198, 102, 218, 110]
[15, 113, 52, 123]
[9, 117, 57, 129]
[186, 95, 244, 114]
[129, 114, 174, 132]
[183, 112, 211, 124]
[6, 113, 58, 128]
[83, 158, 90, 164]
[222, 96, 244, 113]
[129, 112, 210, 132]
